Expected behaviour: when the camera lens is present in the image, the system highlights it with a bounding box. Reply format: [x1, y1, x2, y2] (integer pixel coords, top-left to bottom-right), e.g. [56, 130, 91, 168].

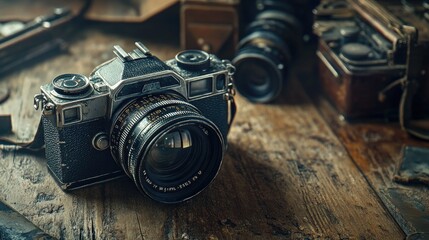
[233, 17, 292, 102]
[233, 0, 317, 103]
[110, 94, 224, 203]
[233, 9, 296, 102]
[233, 46, 284, 102]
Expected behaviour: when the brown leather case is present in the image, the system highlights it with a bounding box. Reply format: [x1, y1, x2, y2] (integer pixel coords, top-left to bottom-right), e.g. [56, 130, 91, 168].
[315, 0, 429, 119]
[316, 41, 404, 119]
[180, 0, 240, 59]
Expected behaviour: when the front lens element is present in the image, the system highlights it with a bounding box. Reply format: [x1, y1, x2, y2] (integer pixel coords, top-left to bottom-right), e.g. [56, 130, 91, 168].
[146, 129, 193, 175]
[233, 51, 283, 103]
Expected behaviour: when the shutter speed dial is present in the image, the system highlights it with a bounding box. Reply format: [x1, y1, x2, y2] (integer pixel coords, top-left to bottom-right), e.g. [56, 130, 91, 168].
[51, 73, 93, 99]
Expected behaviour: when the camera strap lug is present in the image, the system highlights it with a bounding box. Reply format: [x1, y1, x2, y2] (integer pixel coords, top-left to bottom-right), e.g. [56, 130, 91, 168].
[224, 64, 237, 132]
[223, 60, 236, 76]
[33, 93, 47, 110]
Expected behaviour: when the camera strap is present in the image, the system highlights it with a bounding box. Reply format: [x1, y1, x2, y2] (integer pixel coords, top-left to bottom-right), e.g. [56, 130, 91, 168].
[399, 27, 429, 140]
[0, 118, 45, 151]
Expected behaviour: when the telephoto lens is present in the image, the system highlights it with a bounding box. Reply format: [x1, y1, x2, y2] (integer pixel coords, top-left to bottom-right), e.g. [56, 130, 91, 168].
[233, 0, 319, 103]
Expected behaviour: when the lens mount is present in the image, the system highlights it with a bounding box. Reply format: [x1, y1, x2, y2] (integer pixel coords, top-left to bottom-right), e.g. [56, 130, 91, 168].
[110, 94, 224, 203]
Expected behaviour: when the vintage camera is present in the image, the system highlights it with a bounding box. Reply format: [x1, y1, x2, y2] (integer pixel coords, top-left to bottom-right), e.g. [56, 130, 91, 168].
[314, 0, 429, 119]
[232, 0, 319, 103]
[33, 42, 236, 203]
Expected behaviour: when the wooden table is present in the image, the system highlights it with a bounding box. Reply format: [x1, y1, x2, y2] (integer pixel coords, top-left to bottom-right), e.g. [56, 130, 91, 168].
[0, 13, 428, 240]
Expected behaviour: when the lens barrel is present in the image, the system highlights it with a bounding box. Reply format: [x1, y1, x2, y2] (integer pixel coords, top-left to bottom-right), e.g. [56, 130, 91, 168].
[233, 0, 317, 103]
[110, 94, 224, 203]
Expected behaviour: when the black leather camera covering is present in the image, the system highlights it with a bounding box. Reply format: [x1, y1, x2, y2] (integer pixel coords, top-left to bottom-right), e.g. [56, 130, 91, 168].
[43, 116, 121, 187]
[190, 93, 229, 142]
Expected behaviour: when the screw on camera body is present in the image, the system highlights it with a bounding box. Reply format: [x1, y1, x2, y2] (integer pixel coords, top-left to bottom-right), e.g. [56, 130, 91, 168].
[232, 0, 320, 103]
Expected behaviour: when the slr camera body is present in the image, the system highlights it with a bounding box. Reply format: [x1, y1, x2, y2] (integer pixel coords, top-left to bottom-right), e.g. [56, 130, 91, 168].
[314, 0, 429, 119]
[34, 42, 236, 203]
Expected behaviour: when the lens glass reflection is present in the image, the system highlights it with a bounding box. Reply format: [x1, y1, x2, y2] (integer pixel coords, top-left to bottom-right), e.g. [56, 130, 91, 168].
[235, 57, 280, 102]
[146, 129, 193, 175]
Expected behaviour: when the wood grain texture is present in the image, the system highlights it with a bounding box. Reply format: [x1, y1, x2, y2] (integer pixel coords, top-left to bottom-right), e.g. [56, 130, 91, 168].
[297, 49, 429, 237]
[0, 20, 405, 239]
[314, 97, 429, 236]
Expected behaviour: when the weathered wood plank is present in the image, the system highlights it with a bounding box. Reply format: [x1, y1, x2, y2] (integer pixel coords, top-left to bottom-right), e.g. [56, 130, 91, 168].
[0, 21, 405, 239]
[218, 83, 404, 239]
[298, 49, 429, 236]
[317, 97, 429, 235]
